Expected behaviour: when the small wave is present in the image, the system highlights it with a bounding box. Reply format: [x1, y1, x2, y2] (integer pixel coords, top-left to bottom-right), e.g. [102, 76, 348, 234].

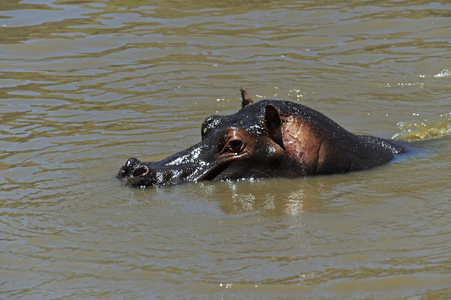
[392, 112, 451, 140]
[433, 69, 450, 78]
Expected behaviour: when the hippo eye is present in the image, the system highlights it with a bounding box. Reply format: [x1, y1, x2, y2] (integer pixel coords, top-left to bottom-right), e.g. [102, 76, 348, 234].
[228, 140, 243, 153]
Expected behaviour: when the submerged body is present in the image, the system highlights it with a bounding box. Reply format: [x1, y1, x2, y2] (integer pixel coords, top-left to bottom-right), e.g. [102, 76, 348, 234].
[118, 89, 405, 187]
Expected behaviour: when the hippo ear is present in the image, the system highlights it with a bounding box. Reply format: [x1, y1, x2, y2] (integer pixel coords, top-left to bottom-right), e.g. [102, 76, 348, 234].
[240, 88, 254, 108]
[265, 104, 285, 150]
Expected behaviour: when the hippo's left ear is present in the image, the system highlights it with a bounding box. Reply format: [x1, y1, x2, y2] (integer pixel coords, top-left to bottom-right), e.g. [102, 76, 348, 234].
[265, 104, 285, 150]
[240, 88, 254, 107]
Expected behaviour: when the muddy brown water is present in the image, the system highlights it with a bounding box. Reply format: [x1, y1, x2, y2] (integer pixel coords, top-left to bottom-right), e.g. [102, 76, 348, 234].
[1, 0, 450, 298]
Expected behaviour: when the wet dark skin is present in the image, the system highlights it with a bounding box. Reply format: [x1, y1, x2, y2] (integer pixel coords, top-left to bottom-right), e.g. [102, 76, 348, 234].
[117, 89, 405, 188]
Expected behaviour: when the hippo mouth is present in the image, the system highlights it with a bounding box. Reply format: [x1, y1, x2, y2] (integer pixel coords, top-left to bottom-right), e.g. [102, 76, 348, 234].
[198, 163, 228, 182]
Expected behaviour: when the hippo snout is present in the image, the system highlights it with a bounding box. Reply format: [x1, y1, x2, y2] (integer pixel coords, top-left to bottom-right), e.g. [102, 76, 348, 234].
[117, 157, 142, 177]
[117, 158, 155, 187]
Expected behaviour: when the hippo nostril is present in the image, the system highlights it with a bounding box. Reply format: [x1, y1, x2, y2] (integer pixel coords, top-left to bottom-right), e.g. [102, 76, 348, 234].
[126, 157, 141, 168]
[132, 166, 149, 177]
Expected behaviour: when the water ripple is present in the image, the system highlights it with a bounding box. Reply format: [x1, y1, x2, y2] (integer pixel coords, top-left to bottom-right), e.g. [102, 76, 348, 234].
[1, 0, 450, 298]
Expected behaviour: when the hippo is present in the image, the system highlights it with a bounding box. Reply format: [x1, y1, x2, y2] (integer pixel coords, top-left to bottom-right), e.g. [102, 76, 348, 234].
[117, 89, 405, 188]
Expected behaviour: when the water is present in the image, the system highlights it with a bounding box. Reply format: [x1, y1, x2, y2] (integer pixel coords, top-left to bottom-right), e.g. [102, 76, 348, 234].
[1, 0, 450, 298]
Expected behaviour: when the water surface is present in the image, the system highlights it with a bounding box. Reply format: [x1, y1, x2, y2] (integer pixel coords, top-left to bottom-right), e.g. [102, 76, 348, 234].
[1, 0, 450, 298]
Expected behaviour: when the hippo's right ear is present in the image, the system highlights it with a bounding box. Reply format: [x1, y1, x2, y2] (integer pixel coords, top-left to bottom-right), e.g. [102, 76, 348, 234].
[240, 88, 254, 108]
[264, 104, 285, 150]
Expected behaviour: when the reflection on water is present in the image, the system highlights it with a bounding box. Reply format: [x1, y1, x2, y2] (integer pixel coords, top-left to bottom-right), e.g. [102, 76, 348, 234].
[202, 178, 332, 216]
[0, 0, 450, 298]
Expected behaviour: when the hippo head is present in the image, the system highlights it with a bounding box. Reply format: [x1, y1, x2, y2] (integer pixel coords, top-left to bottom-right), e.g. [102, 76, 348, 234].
[117, 89, 404, 188]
